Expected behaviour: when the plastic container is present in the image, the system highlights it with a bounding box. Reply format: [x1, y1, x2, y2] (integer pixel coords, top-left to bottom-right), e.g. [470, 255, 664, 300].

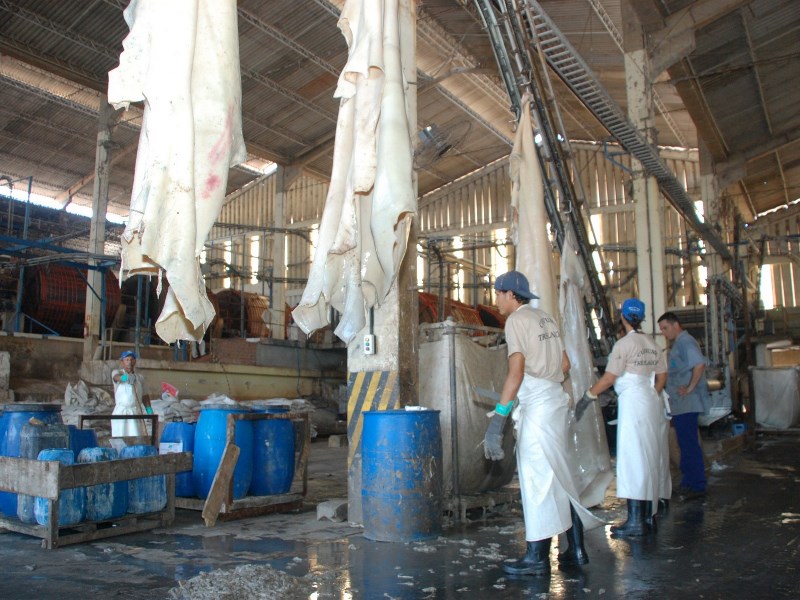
[78, 447, 127, 521]
[250, 408, 295, 496]
[68, 425, 98, 458]
[33, 448, 85, 527]
[119, 445, 166, 514]
[193, 406, 254, 500]
[160, 422, 196, 497]
[16, 421, 70, 523]
[0, 404, 63, 517]
[361, 409, 443, 542]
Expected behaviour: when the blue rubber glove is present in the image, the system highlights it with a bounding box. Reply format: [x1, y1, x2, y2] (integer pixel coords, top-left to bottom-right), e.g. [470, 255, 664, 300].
[483, 413, 507, 461]
[120, 373, 129, 383]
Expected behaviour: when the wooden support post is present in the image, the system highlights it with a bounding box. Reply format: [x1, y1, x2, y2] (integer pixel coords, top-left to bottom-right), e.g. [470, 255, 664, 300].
[201, 443, 240, 527]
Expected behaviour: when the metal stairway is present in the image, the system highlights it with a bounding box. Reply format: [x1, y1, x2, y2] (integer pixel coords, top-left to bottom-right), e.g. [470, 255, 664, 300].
[475, 0, 618, 354]
[510, 0, 731, 262]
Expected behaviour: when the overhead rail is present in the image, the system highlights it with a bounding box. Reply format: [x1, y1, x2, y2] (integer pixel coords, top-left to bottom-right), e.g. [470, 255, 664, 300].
[512, 0, 732, 262]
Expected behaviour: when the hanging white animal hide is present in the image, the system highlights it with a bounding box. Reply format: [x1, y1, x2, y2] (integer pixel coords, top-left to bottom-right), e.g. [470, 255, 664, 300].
[510, 92, 557, 316]
[292, 0, 417, 344]
[108, 0, 246, 343]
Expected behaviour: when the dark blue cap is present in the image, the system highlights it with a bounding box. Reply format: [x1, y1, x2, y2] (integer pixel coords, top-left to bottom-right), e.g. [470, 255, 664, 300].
[622, 298, 645, 321]
[120, 350, 137, 360]
[494, 271, 539, 300]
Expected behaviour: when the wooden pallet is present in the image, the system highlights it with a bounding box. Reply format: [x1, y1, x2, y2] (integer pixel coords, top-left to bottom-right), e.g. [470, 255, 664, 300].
[0, 453, 192, 549]
[176, 412, 310, 525]
[175, 492, 303, 521]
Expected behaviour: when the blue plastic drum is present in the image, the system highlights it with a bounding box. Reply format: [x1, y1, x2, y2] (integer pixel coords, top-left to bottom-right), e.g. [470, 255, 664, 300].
[0, 403, 63, 516]
[78, 447, 127, 521]
[119, 445, 166, 514]
[33, 448, 85, 527]
[250, 408, 295, 496]
[160, 422, 196, 497]
[361, 409, 443, 542]
[193, 406, 254, 500]
[16, 421, 70, 523]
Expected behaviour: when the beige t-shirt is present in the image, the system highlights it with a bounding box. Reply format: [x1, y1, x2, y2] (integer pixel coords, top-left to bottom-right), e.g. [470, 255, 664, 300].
[606, 330, 667, 377]
[505, 304, 565, 383]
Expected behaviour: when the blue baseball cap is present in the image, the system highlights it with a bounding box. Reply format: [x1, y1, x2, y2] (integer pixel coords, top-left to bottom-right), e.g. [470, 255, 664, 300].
[621, 298, 645, 321]
[494, 271, 539, 300]
[120, 350, 137, 360]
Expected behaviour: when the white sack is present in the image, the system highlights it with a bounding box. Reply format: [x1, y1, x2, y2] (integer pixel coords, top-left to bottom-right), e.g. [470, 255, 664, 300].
[751, 367, 800, 428]
[108, 0, 246, 343]
[419, 329, 516, 496]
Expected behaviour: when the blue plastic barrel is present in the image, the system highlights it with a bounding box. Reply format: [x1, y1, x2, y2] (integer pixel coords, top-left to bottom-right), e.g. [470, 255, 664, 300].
[250, 408, 295, 496]
[160, 422, 196, 497]
[119, 445, 166, 514]
[33, 448, 85, 527]
[68, 425, 98, 458]
[193, 406, 253, 500]
[78, 447, 127, 521]
[361, 409, 443, 542]
[0, 403, 63, 516]
[16, 421, 70, 523]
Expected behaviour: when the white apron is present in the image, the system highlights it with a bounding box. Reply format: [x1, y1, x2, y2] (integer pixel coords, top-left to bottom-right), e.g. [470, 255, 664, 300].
[614, 372, 662, 510]
[513, 374, 605, 541]
[112, 383, 146, 437]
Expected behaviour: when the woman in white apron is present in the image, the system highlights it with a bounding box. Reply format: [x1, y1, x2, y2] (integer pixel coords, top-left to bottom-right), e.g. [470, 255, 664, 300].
[580, 298, 668, 537]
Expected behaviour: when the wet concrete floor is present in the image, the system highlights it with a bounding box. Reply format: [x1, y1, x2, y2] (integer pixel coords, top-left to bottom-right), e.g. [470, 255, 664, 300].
[0, 432, 798, 599]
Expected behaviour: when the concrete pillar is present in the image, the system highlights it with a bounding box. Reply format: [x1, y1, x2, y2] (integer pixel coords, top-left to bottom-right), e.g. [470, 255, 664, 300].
[346, 0, 418, 525]
[83, 96, 115, 362]
[623, 0, 666, 339]
[271, 166, 288, 340]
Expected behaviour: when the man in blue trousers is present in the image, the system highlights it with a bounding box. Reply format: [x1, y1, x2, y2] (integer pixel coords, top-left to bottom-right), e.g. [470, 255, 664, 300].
[658, 312, 709, 500]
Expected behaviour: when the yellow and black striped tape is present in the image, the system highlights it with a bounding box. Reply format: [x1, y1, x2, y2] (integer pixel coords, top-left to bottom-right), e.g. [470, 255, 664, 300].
[347, 370, 398, 467]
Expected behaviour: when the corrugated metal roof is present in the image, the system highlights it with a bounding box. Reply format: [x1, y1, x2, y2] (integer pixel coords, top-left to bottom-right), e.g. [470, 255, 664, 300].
[0, 0, 796, 225]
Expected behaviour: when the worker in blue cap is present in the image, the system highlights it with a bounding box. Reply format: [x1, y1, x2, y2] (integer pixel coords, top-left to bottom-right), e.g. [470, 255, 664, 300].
[578, 298, 668, 536]
[484, 270, 603, 576]
[111, 350, 152, 437]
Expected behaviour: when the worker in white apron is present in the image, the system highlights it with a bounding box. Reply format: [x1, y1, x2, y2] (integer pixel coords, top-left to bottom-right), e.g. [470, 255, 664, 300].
[111, 350, 153, 437]
[484, 271, 604, 577]
[577, 298, 668, 536]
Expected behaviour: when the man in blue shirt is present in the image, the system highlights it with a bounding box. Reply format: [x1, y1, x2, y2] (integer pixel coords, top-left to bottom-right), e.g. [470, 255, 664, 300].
[658, 312, 709, 500]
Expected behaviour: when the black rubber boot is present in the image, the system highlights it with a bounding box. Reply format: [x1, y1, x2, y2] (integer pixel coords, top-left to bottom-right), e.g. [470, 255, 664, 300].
[644, 500, 657, 533]
[657, 498, 670, 517]
[558, 505, 589, 568]
[611, 499, 650, 538]
[502, 538, 551, 576]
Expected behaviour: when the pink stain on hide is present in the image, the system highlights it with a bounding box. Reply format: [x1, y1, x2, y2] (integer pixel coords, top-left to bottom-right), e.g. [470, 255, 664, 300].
[201, 105, 235, 201]
[202, 174, 221, 200]
[207, 105, 235, 166]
